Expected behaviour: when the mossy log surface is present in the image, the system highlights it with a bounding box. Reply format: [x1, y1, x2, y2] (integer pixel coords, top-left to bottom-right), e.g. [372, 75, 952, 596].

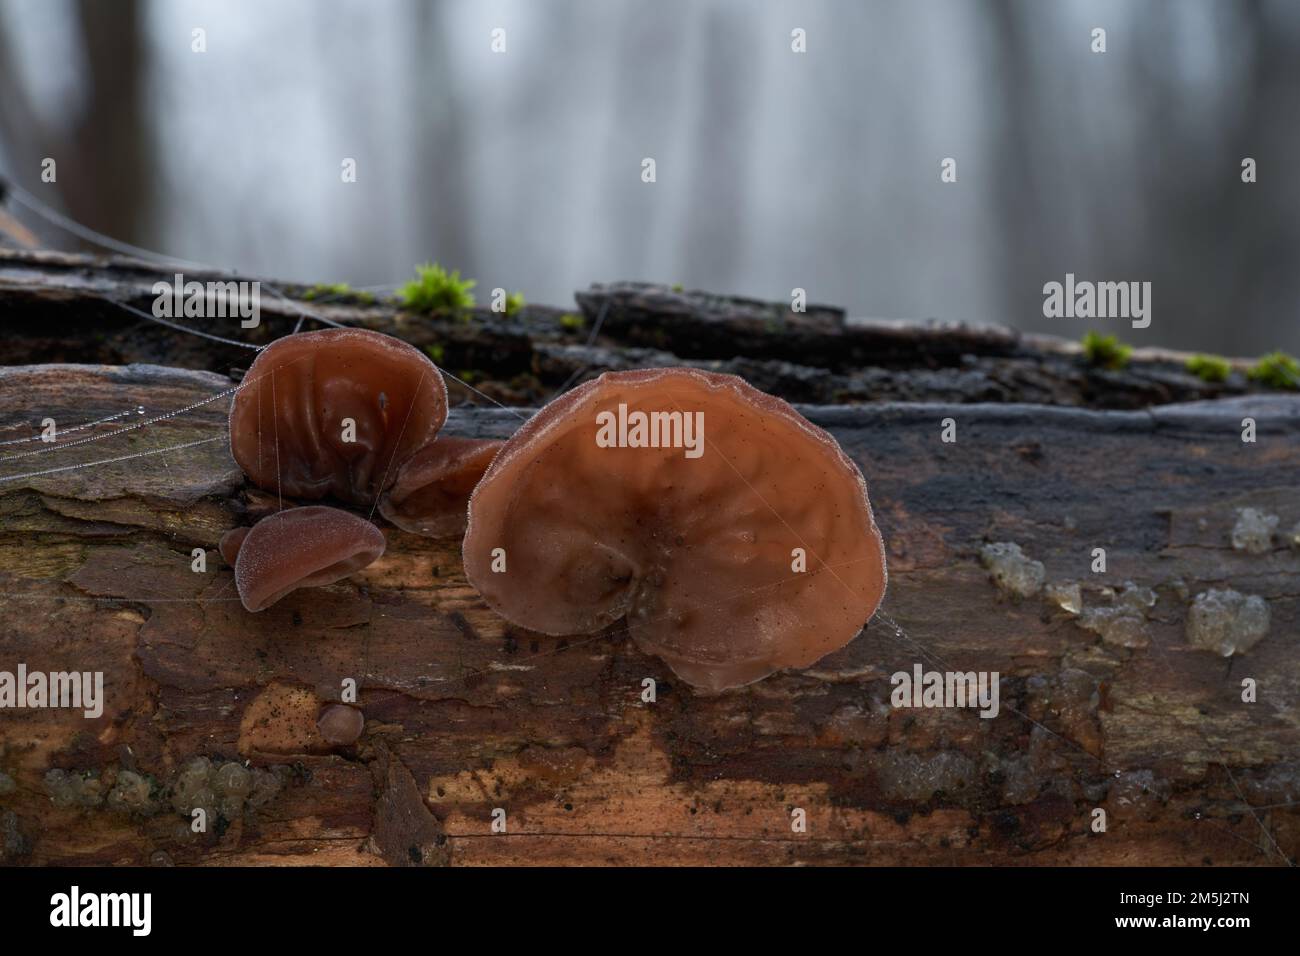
[0, 248, 1274, 410]
[1, 361, 1297, 866]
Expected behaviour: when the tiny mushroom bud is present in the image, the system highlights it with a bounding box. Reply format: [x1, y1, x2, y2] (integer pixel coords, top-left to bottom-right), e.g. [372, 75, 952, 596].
[463, 368, 887, 691]
[234, 506, 386, 612]
[317, 704, 365, 745]
[379, 436, 503, 537]
[228, 328, 449, 505]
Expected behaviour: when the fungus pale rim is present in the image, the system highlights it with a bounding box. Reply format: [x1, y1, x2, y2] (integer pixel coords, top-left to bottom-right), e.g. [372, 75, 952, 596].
[462, 367, 889, 684]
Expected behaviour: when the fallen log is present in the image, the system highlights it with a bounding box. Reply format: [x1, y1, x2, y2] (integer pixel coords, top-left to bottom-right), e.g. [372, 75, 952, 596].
[0, 362, 1295, 865]
[0, 248, 1272, 410]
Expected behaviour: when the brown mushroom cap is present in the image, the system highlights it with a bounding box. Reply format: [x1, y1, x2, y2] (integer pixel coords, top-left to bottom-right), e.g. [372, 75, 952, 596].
[234, 505, 386, 612]
[378, 436, 502, 537]
[228, 328, 448, 506]
[463, 368, 887, 691]
[316, 704, 365, 746]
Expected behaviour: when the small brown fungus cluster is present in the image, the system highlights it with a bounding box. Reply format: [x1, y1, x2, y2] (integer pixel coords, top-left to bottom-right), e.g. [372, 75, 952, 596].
[463, 368, 887, 691]
[223, 328, 485, 611]
[220, 332, 890, 692]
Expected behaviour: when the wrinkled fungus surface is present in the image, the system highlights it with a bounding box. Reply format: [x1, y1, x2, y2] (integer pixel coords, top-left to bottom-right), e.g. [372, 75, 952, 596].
[1185, 588, 1270, 656]
[463, 368, 887, 692]
[379, 436, 502, 537]
[228, 328, 448, 505]
[234, 506, 386, 612]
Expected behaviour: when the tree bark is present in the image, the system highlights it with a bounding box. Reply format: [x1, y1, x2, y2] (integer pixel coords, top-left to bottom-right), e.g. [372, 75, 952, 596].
[1, 355, 1296, 865]
[0, 247, 1273, 411]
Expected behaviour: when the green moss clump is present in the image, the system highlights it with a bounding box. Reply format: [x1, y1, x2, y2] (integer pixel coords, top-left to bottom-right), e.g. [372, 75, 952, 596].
[1247, 351, 1300, 389]
[301, 283, 375, 305]
[399, 263, 477, 314]
[302, 282, 350, 301]
[1081, 331, 1132, 370]
[504, 291, 525, 317]
[1185, 354, 1231, 383]
[559, 312, 585, 333]
[425, 344, 445, 365]
[671, 282, 684, 293]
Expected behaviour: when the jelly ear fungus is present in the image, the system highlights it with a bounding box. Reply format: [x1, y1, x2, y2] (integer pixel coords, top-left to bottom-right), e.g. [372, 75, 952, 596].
[232, 506, 386, 612]
[462, 368, 887, 691]
[228, 327, 448, 506]
[218, 526, 250, 565]
[378, 436, 503, 537]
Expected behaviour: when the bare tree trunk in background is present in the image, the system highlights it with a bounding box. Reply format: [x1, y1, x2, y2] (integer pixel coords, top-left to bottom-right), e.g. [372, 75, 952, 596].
[598, 3, 684, 279]
[1130, 1, 1250, 355]
[0, 15, 64, 243]
[406, 0, 471, 273]
[989, 0, 1300, 355]
[1218, 1, 1300, 352]
[682, 8, 753, 289]
[988, 0, 1051, 334]
[57, 0, 151, 244]
[0, 20, 42, 174]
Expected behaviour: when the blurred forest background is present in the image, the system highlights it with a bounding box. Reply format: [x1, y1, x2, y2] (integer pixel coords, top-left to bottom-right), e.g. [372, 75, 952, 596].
[0, 0, 1296, 354]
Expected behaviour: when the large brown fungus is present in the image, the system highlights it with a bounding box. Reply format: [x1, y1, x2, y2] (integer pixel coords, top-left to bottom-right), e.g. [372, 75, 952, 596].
[234, 505, 386, 612]
[228, 328, 448, 505]
[378, 436, 503, 537]
[463, 368, 887, 691]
